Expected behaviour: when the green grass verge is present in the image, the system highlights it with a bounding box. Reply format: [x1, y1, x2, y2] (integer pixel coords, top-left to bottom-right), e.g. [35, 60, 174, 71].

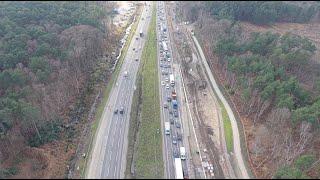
[134, 3, 164, 178]
[79, 6, 143, 178]
[125, 69, 142, 178]
[220, 102, 233, 153]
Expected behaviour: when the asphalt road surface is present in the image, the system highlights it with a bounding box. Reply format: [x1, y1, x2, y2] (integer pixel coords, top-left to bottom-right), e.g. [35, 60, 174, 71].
[157, 1, 191, 179]
[87, 2, 153, 179]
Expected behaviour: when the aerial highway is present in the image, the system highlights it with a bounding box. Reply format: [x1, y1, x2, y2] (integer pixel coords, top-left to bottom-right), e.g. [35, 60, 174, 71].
[156, 2, 193, 179]
[86, 2, 153, 179]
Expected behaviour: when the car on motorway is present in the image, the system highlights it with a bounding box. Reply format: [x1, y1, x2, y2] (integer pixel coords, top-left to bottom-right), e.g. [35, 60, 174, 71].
[160, 63, 163, 67]
[161, 81, 165, 86]
[177, 133, 182, 141]
[173, 149, 179, 158]
[167, 97, 172, 102]
[169, 109, 173, 115]
[166, 84, 170, 89]
[165, 77, 169, 82]
[164, 102, 168, 108]
[174, 110, 179, 117]
[114, 109, 118, 114]
[170, 118, 174, 125]
[135, 58, 139, 61]
[133, 47, 136, 51]
[172, 135, 177, 145]
[167, 58, 171, 62]
[176, 121, 181, 128]
[119, 107, 124, 114]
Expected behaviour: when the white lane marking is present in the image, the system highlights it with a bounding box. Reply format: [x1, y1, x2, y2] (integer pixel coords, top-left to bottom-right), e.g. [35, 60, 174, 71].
[106, 164, 109, 176]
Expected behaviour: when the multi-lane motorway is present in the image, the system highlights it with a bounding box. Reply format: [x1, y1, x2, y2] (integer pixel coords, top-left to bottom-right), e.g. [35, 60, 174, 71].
[87, 2, 152, 179]
[156, 2, 192, 179]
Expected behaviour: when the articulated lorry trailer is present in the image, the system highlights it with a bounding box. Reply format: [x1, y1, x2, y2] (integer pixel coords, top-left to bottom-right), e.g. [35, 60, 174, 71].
[170, 74, 175, 86]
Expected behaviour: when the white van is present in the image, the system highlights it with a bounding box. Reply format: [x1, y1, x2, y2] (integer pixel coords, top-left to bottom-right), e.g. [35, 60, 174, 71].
[180, 147, 186, 160]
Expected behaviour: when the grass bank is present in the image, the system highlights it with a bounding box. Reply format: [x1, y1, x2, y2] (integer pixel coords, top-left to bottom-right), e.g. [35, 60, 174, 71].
[220, 102, 233, 153]
[133, 3, 164, 178]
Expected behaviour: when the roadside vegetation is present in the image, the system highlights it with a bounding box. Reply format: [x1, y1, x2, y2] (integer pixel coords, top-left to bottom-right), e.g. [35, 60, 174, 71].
[185, 1, 320, 25]
[220, 102, 233, 153]
[133, 3, 164, 178]
[0, 2, 108, 178]
[178, 1, 320, 178]
[215, 31, 320, 178]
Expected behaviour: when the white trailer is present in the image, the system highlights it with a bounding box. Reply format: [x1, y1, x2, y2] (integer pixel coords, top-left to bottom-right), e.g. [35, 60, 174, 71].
[170, 74, 175, 86]
[174, 158, 184, 179]
[162, 41, 168, 52]
[165, 122, 170, 135]
[180, 147, 186, 160]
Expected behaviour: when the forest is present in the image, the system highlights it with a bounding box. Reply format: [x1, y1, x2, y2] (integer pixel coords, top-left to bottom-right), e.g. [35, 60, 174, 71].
[0, 1, 108, 177]
[215, 32, 319, 128]
[215, 31, 319, 178]
[203, 1, 320, 25]
[181, 1, 319, 25]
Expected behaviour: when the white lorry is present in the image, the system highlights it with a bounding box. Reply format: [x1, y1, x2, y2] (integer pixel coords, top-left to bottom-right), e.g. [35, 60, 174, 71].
[165, 122, 170, 135]
[180, 147, 186, 160]
[170, 74, 175, 86]
[174, 158, 184, 179]
[139, 29, 143, 37]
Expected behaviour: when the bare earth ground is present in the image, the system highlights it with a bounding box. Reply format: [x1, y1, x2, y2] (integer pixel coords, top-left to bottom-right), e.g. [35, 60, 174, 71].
[6, 140, 75, 179]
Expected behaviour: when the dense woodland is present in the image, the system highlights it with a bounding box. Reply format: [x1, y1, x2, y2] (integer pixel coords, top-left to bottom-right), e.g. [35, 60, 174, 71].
[215, 31, 319, 178]
[180, 1, 320, 25]
[0, 2, 109, 177]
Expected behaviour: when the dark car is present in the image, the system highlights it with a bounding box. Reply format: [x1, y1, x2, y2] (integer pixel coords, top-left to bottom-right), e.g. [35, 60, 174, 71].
[114, 109, 118, 114]
[177, 133, 182, 141]
[176, 121, 181, 128]
[173, 110, 178, 118]
[167, 97, 172, 102]
[173, 150, 179, 158]
[119, 107, 124, 114]
[170, 118, 174, 125]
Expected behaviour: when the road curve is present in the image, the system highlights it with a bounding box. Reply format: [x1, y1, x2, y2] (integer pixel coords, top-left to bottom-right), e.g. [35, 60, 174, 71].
[191, 33, 250, 179]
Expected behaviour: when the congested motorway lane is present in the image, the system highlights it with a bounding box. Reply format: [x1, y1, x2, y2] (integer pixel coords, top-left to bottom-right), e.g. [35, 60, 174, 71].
[87, 2, 152, 179]
[157, 1, 190, 179]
